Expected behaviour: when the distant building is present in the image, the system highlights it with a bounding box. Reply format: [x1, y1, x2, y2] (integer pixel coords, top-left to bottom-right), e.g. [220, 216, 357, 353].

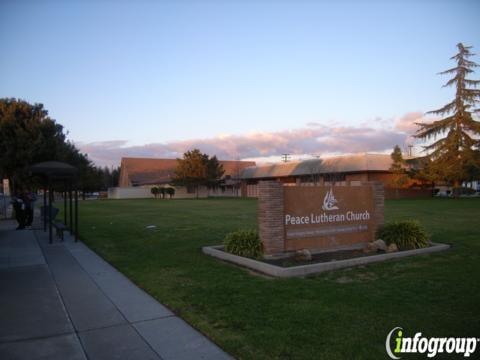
[110, 153, 433, 199]
[239, 153, 433, 199]
[110, 157, 256, 199]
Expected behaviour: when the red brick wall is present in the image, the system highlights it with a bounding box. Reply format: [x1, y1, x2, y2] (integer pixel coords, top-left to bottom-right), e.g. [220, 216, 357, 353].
[365, 181, 385, 228]
[118, 162, 131, 187]
[258, 181, 285, 256]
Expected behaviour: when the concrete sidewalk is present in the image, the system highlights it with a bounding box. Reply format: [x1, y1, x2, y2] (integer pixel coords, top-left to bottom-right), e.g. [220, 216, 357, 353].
[0, 220, 231, 360]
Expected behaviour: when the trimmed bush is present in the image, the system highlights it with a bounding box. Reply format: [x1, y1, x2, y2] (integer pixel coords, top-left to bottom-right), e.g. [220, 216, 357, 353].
[150, 187, 159, 198]
[166, 187, 175, 198]
[159, 187, 166, 199]
[224, 230, 263, 258]
[376, 220, 429, 250]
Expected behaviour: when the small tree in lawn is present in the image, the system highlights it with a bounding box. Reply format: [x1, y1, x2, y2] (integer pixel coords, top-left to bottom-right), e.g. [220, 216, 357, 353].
[151, 186, 159, 199]
[389, 145, 410, 198]
[166, 187, 175, 198]
[159, 187, 166, 199]
[415, 43, 480, 196]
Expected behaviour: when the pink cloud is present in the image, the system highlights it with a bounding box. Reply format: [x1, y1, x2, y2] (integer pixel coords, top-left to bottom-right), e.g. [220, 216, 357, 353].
[76, 116, 415, 167]
[394, 111, 425, 135]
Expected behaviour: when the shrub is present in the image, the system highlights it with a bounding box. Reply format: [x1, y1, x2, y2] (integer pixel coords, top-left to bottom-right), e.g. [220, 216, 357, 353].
[224, 230, 263, 258]
[166, 187, 175, 198]
[377, 220, 429, 250]
[159, 187, 166, 199]
[150, 187, 159, 198]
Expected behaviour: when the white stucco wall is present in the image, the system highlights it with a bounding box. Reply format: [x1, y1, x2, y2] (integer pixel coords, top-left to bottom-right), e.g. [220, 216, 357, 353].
[108, 187, 154, 199]
[108, 186, 242, 199]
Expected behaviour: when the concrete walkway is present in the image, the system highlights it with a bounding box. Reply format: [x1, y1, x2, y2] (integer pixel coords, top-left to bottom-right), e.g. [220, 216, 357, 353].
[0, 220, 231, 360]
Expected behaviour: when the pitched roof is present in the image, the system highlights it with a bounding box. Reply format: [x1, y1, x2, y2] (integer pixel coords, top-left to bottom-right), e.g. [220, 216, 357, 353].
[240, 153, 395, 179]
[120, 157, 256, 186]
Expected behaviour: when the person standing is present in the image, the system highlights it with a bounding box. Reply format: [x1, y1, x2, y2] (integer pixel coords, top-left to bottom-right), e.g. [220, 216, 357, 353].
[24, 190, 36, 228]
[11, 191, 26, 230]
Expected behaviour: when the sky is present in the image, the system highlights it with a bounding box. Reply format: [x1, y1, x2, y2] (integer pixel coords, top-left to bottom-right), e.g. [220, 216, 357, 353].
[1, 0, 479, 166]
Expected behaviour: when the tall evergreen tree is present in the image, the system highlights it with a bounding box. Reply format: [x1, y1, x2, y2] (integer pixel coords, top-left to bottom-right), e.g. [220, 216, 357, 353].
[389, 145, 409, 194]
[415, 43, 480, 189]
[205, 155, 225, 188]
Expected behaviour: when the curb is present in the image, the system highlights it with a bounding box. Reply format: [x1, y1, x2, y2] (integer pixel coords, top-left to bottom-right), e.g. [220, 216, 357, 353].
[203, 243, 450, 278]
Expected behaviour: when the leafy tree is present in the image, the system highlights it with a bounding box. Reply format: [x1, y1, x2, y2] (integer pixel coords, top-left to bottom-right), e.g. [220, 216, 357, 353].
[415, 43, 480, 192]
[151, 186, 159, 198]
[98, 166, 120, 190]
[173, 149, 207, 198]
[166, 187, 175, 198]
[0, 98, 102, 193]
[389, 145, 409, 198]
[172, 149, 224, 198]
[159, 187, 166, 199]
[1, 99, 65, 189]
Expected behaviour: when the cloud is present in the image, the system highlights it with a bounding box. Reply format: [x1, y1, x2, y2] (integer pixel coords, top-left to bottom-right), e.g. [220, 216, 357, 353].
[394, 111, 425, 134]
[76, 114, 418, 167]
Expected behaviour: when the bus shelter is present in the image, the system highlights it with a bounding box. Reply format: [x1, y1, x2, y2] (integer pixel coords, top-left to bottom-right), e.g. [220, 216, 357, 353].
[30, 161, 79, 244]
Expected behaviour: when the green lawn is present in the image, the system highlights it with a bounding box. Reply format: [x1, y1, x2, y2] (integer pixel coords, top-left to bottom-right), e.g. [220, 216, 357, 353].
[75, 198, 480, 359]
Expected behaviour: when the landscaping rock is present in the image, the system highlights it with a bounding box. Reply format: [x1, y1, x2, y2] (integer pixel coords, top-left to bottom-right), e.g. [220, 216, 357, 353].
[363, 240, 387, 253]
[372, 239, 387, 251]
[363, 242, 376, 253]
[294, 249, 312, 261]
[387, 243, 399, 253]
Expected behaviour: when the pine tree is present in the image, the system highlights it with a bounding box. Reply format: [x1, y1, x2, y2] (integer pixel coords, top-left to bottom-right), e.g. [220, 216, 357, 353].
[415, 43, 480, 191]
[205, 155, 225, 189]
[390, 145, 406, 174]
[389, 145, 409, 198]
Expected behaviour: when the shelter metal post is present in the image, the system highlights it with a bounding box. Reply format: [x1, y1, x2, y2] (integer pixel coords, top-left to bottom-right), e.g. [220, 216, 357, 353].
[69, 188, 73, 233]
[43, 186, 47, 232]
[48, 185, 53, 244]
[74, 189, 78, 242]
[64, 189, 67, 226]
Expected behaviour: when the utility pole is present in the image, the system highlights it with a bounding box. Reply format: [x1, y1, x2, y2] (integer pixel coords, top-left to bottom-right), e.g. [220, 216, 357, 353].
[408, 145, 413, 157]
[281, 154, 291, 163]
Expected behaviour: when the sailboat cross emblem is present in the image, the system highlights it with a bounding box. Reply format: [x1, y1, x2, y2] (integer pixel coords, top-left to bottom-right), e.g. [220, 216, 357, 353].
[322, 188, 339, 211]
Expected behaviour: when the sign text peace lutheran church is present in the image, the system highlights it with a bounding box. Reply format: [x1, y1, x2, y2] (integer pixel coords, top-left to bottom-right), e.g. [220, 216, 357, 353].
[285, 187, 371, 225]
[258, 181, 384, 256]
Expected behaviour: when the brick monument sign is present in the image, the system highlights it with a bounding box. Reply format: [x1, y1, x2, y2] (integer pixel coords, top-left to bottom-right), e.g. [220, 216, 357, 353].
[258, 181, 384, 257]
